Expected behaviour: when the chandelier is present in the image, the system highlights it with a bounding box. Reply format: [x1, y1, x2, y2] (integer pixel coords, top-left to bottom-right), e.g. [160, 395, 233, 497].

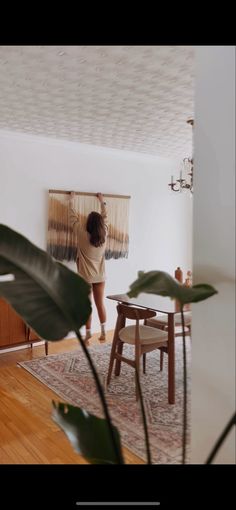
[168, 119, 194, 194]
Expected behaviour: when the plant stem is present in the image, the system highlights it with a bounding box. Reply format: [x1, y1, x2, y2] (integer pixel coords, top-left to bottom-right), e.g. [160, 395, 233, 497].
[205, 412, 236, 464]
[180, 307, 187, 464]
[76, 330, 124, 464]
[135, 367, 152, 464]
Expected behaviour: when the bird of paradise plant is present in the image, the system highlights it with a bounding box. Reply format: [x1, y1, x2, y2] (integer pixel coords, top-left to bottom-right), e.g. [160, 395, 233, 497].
[1, 224, 231, 465]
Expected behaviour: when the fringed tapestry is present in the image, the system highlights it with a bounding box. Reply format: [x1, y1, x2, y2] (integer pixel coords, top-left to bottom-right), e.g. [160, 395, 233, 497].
[47, 190, 130, 261]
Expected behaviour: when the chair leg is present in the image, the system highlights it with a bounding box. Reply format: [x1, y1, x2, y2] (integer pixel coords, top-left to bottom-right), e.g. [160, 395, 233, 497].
[45, 341, 48, 356]
[160, 348, 164, 371]
[107, 337, 119, 385]
[143, 353, 146, 374]
[109, 310, 126, 381]
[135, 346, 141, 401]
[114, 340, 124, 376]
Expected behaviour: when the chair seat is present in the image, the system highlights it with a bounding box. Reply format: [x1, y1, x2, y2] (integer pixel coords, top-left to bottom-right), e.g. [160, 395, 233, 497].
[146, 311, 192, 328]
[119, 325, 168, 346]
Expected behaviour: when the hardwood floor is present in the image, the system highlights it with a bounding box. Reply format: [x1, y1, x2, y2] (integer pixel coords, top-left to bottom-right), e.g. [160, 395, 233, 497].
[0, 332, 143, 464]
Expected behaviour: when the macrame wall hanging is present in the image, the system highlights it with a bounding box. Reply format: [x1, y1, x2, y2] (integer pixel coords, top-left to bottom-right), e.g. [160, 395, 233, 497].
[47, 189, 130, 262]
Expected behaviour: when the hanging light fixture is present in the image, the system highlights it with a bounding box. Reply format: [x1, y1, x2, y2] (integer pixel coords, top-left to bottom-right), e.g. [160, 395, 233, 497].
[168, 119, 194, 194]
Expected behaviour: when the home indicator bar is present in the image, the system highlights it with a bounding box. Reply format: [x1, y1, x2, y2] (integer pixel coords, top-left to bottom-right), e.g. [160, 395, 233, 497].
[76, 503, 160, 507]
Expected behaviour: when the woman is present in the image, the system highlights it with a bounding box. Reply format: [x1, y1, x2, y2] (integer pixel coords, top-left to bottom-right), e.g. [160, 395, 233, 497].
[70, 192, 108, 344]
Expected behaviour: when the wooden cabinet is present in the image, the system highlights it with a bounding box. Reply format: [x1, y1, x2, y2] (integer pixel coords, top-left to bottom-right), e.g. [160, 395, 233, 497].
[0, 298, 47, 353]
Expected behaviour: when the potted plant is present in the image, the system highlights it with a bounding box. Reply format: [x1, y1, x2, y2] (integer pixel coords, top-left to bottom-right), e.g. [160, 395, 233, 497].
[1, 224, 232, 464]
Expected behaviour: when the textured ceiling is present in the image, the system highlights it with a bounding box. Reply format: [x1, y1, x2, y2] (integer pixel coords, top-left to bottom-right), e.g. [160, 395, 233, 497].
[0, 45, 194, 158]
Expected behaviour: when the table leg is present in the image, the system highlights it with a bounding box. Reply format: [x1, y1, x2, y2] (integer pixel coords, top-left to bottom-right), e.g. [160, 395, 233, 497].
[168, 313, 175, 404]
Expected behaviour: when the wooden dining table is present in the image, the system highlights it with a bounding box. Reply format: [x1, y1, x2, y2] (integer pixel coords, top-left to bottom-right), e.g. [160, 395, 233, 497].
[107, 292, 180, 404]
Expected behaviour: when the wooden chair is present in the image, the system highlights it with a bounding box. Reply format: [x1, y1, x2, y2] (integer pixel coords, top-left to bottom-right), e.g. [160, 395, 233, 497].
[107, 304, 168, 400]
[145, 311, 191, 370]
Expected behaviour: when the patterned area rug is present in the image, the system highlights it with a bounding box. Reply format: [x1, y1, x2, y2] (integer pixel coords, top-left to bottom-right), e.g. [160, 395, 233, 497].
[19, 341, 191, 464]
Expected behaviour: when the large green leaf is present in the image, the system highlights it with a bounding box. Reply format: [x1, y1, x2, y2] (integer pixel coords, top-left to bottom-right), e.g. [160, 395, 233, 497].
[52, 401, 124, 464]
[0, 224, 91, 339]
[128, 270, 218, 305]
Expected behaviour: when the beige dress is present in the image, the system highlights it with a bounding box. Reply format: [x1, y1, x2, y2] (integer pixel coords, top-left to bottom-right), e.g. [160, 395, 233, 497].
[70, 202, 108, 284]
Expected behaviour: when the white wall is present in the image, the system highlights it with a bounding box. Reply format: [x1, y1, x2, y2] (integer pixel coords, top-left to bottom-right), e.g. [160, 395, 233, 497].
[192, 46, 235, 463]
[0, 131, 192, 333]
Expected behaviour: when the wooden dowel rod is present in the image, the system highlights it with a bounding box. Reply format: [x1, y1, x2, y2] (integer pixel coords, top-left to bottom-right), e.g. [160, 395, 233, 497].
[48, 189, 130, 199]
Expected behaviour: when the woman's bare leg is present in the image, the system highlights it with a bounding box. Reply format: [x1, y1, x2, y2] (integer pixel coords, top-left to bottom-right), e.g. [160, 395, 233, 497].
[85, 314, 92, 330]
[76, 258, 92, 339]
[92, 282, 106, 323]
[85, 287, 92, 343]
[92, 282, 106, 341]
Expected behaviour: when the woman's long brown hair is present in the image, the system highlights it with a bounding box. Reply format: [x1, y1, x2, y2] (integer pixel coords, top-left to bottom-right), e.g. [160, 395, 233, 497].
[86, 212, 106, 247]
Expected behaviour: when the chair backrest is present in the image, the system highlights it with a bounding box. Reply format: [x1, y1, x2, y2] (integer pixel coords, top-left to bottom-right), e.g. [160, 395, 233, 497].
[117, 303, 156, 321]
